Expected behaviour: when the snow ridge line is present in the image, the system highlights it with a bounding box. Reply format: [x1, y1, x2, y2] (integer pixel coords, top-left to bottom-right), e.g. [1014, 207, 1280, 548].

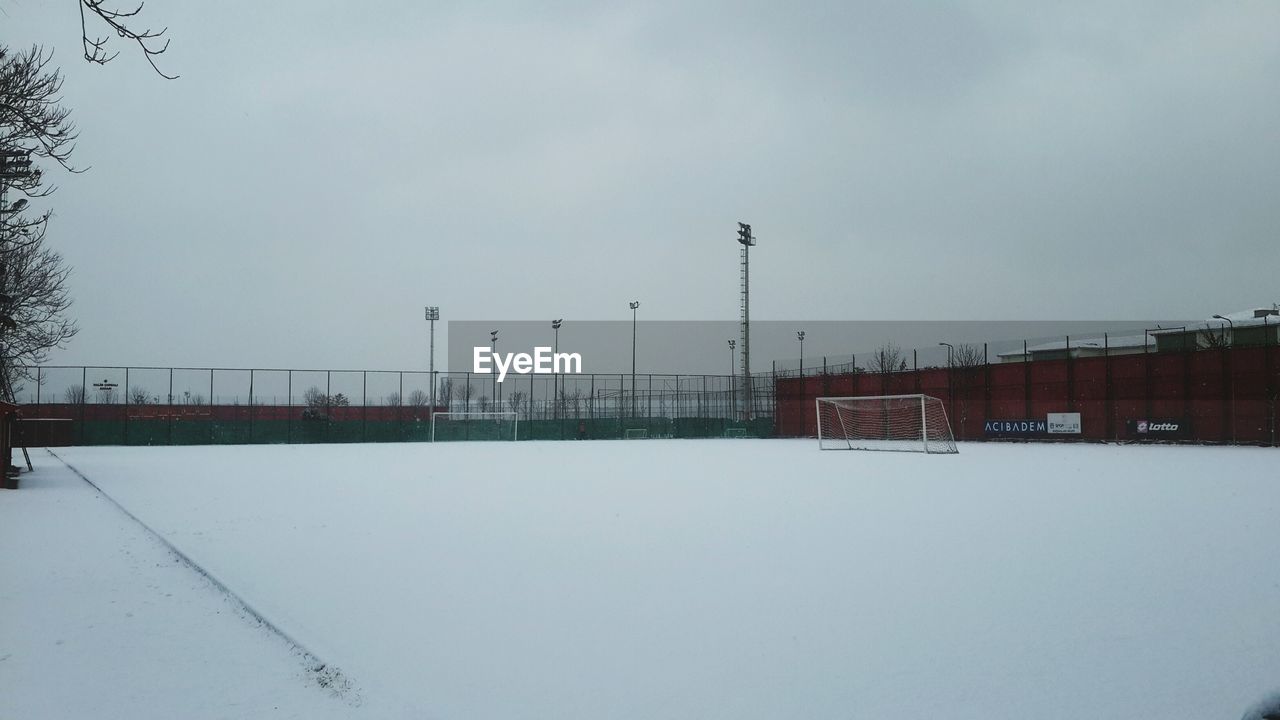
[44, 448, 361, 702]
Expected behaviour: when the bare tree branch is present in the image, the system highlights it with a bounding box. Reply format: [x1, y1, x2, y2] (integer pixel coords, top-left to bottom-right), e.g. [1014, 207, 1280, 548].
[79, 0, 178, 79]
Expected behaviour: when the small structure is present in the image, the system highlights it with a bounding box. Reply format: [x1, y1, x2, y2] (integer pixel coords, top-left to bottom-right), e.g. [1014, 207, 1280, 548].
[1151, 306, 1280, 352]
[997, 334, 1151, 363]
[1, 400, 18, 489]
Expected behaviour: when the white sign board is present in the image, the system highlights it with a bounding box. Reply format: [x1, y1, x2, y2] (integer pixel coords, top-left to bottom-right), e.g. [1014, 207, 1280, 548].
[1047, 412, 1082, 434]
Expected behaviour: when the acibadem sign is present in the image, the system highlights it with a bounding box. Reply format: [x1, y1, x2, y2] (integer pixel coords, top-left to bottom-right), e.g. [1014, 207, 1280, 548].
[984, 413, 1082, 437]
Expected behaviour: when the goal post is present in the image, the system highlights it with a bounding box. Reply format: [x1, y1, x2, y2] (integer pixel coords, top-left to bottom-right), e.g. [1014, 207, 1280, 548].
[430, 411, 519, 442]
[816, 395, 957, 454]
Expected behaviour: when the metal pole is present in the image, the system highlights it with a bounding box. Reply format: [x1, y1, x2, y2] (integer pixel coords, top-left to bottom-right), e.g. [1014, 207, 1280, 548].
[630, 302, 639, 418]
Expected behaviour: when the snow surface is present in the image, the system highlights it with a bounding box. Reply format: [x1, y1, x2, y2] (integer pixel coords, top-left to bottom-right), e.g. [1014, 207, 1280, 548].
[4, 440, 1280, 718]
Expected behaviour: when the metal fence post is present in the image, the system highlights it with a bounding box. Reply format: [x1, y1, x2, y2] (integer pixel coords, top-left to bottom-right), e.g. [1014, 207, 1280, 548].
[124, 367, 130, 446]
[80, 366, 86, 444]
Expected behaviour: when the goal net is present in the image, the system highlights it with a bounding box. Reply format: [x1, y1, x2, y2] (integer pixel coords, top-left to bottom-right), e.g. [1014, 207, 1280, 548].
[430, 412, 519, 442]
[816, 395, 957, 453]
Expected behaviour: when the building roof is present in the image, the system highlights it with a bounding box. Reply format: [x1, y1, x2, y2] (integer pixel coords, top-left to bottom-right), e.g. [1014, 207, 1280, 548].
[996, 334, 1151, 358]
[1149, 306, 1280, 335]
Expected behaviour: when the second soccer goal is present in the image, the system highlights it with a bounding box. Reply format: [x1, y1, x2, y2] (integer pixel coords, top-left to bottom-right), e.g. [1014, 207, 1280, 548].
[816, 395, 957, 453]
[430, 411, 519, 442]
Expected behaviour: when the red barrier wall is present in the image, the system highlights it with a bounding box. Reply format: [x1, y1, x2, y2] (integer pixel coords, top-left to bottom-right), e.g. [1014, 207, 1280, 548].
[776, 346, 1280, 445]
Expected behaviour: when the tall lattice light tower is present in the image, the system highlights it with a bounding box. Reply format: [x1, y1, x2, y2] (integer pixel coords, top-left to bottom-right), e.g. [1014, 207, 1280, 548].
[736, 222, 755, 420]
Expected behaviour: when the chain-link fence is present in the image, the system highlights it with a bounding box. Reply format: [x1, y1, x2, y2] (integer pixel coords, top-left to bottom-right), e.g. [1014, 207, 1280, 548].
[15, 366, 776, 445]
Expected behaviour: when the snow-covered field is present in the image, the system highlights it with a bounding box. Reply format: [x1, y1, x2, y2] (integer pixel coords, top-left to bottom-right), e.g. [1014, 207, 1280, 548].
[3, 440, 1278, 719]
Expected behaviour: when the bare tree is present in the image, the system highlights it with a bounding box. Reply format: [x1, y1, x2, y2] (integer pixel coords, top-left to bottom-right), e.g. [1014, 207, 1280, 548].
[181, 390, 204, 406]
[2, 45, 81, 394]
[869, 343, 906, 374]
[384, 391, 401, 407]
[0, 46, 79, 182]
[457, 380, 473, 411]
[129, 386, 152, 405]
[407, 389, 429, 408]
[77, 1, 178, 78]
[302, 386, 326, 408]
[0, 217, 78, 388]
[1200, 324, 1230, 349]
[507, 390, 527, 417]
[63, 384, 84, 404]
[477, 395, 491, 413]
[95, 384, 117, 404]
[953, 343, 985, 368]
[437, 378, 454, 410]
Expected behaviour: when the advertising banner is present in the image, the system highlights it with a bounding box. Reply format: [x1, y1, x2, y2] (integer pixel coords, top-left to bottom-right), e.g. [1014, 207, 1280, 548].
[1127, 419, 1191, 439]
[1047, 412, 1082, 434]
[984, 419, 1047, 438]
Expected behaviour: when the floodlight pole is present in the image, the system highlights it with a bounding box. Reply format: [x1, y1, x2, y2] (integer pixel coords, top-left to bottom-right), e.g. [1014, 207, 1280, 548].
[797, 331, 806, 377]
[552, 319, 562, 419]
[1213, 315, 1235, 443]
[728, 339, 736, 418]
[490, 329, 499, 408]
[737, 222, 756, 421]
[425, 306, 439, 414]
[629, 301, 640, 418]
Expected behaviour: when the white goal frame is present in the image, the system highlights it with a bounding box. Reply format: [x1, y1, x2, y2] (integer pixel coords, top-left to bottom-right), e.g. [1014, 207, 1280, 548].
[816, 394, 957, 454]
[430, 411, 519, 442]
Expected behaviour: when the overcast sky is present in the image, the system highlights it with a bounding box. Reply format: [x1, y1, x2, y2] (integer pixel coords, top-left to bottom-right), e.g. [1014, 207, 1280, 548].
[4, 1, 1278, 372]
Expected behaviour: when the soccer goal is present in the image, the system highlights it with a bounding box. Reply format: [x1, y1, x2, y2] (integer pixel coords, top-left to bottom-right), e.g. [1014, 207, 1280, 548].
[623, 428, 649, 440]
[430, 412, 519, 442]
[816, 395, 957, 453]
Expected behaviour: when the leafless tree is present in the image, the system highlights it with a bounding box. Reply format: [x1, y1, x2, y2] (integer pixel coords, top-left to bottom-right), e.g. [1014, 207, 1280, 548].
[477, 395, 491, 413]
[869, 343, 906, 374]
[456, 380, 473, 411]
[181, 390, 204, 406]
[129, 386, 152, 405]
[0, 46, 79, 183]
[507, 390, 527, 417]
[2, 45, 81, 394]
[78, 1, 178, 79]
[953, 343, 985, 368]
[302, 386, 325, 408]
[1200, 324, 1230, 349]
[95, 384, 117, 404]
[407, 389, 429, 408]
[384, 391, 401, 407]
[63, 384, 84, 403]
[0, 222, 77, 389]
[437, 378, 454, 410]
